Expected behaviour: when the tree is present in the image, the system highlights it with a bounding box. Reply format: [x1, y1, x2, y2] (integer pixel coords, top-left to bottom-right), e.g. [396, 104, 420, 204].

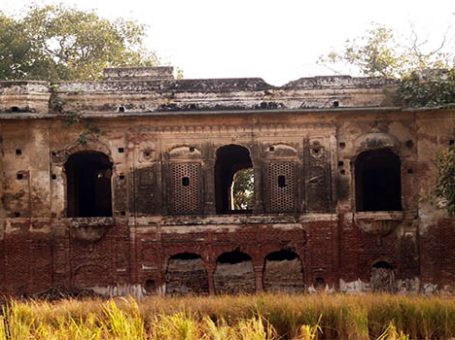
[231, 168, 254, 210]
[319, 23, 455, 107]
[0, 4, 158, 81]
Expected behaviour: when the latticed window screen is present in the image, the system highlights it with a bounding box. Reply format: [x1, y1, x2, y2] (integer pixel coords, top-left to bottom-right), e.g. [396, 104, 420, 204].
[170, 163, 201, 214]
[267, 162, 296, 212]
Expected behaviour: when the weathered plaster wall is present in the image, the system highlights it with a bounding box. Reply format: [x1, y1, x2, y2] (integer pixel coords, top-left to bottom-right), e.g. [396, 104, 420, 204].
[0, 67, 452, 296]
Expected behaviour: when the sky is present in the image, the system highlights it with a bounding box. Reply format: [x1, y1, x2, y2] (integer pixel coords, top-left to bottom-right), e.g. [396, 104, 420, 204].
[1, 0, 454, 85]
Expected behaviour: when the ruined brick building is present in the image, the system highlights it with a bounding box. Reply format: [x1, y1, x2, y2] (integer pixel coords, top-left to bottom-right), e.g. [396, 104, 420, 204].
[0, 66, 453, 296]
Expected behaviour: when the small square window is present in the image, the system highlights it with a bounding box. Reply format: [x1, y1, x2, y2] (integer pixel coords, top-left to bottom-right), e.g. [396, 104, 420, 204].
[182, 177, 190, 186]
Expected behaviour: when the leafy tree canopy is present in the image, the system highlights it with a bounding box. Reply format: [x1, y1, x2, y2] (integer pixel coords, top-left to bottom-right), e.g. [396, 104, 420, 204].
[0, 4, 158, 81]
[232, 168, 254, 210]
[319, 23, 455, 107]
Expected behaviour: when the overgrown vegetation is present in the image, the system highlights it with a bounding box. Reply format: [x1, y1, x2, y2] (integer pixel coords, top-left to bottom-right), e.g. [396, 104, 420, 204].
[0, 4, 158, 81]
[1, 294, 455, 339]
[319, 23, 455, 107]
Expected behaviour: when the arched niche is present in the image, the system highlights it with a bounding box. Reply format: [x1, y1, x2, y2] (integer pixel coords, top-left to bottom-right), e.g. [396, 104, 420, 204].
[165, 253, 209, 295]
[370, 261, 396, 293]
[263, 250, 304, 293]
[168, 145, 202, 160]
[214, 250, 255, 294]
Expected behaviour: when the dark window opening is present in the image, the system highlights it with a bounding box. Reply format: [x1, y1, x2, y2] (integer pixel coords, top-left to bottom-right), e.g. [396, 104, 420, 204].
[65, 151, 112, 217]
[405, 140, 414, 148]
[10, 106, 19, 112]
[215, 145, 254, 213]
[118, 147, 124, 153]
[15, 149, 22, 155]
[170, 252, 201, 260]
[333, 100, 339, 107]
[266, 249, 298, 261]
[118, 106, 125, 113]
[182, 177, 190, 187]
[217, 250, 251, 264]
[315, 277, 325, 288]
[355, 149, 401, 212]
[277, 175, 286, 188]
[373, 261, 394, 270]
[16, 173, 24, 180]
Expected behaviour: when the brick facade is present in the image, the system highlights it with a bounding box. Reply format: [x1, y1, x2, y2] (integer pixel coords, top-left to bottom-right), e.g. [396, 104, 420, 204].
[0, 67, 453, 296]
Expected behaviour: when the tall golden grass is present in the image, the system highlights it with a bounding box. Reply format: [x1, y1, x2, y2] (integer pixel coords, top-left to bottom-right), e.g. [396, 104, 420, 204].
[0, 293, 454, 339]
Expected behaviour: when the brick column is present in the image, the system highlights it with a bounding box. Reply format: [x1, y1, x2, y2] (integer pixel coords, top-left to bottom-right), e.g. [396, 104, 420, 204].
[207, 265, 216, 295]
[254, 266, 264, 292]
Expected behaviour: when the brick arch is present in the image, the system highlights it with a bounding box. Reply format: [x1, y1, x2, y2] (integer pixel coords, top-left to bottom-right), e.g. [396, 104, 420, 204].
[354, 132, 400, 155]
[52, 136, 113, 166]
[165, 252, 209, 295]
[168, 145, 202, 160]
[263, 249, 305, 293]
[214, 250, 255, 294]
[370, 260, 397, 293]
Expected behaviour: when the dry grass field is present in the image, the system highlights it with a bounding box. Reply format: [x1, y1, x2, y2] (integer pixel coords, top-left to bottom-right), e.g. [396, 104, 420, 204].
[0, 293, 454, 339]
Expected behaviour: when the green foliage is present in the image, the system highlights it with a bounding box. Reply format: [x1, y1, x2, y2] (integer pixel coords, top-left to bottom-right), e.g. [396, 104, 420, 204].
[319, 23, 455, 107]
[399, 69, 455, 107]
[0, 4, 158, 81]
[319, 25, 407, 78]
[232, 168, 254, 210]
[320, 23, 454, 79]
[436, 142, 455, 215]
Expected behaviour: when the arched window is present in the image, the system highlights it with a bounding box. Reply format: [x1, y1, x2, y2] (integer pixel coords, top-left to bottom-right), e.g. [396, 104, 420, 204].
[65, 151, 112, 217]
[215, 145, 254, 214]
[355, 149, 401, 211]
